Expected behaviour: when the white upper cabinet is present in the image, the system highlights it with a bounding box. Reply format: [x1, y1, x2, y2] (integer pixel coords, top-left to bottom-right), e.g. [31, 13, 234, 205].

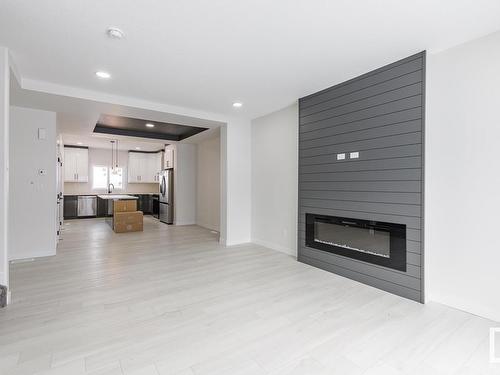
[127, 152, 141, 183]
[164, 148, 174, 169]
[155, 151, 164, 182]
[143, 153, 156, 183]
[64, 147, 89, 182]
[128, 151, 163, 183]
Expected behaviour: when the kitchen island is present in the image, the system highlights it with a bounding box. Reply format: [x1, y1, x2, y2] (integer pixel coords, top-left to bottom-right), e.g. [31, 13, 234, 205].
[97, 195, 139, 230]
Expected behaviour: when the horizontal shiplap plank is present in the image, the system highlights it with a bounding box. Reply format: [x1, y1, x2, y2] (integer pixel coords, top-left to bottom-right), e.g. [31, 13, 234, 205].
[301, 107, 421, 140]
[300, 70, 423, 117]
[300, 56, 423, 108]
[299, 190, 421, 205]
[407, 252, 421, 266]
[300, 156, 421, 174]
[300, 198, 421, 217]
[299, 247, 421, 289]
[298, 255, 422, 301]
[299, 180, 422, 193]
[301, 83, 422, 125]
[406, 240, 421, 254]
[300, 120, 421, 150]
[300, 132, 422, 158]
[406, 229, 421, 242]
[300, 144, 421, 166]
[299, 169, 421, 182]
[300, 95, 422, 133]
[298, 208, 421, 230]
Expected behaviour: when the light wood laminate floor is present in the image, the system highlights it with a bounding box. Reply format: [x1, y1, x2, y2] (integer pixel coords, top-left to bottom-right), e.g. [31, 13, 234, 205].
[1, 217, 499, 375]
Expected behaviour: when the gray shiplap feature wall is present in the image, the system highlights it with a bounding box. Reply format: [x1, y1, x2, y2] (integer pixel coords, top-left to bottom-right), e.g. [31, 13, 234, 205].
[297, 52, 425, 302]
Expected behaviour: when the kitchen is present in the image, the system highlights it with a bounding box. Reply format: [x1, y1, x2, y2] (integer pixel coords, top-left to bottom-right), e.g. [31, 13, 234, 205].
[56, 110, 206, 237]
[6, 106, 221, 262]
[62, 139, 175, 233]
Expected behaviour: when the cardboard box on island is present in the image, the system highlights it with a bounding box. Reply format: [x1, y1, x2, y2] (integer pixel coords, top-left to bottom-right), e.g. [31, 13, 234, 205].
[113, 200, 137, 213]
[113, 211, 143, 233]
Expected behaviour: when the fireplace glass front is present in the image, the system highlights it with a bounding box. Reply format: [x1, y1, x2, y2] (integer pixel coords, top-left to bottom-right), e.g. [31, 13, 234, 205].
[305, 214, 406, 271]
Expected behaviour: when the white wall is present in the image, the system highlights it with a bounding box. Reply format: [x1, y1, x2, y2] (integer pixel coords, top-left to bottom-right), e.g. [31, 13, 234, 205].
[0, 47, 9, 287]
[426, 31, 500, 322]
[172, 143, 197, 225]
[222, 119, 252, 246]
[251, 104, 298, 256]
[63, 148, 159, 195]
[9, 106, 57, 260]
[196, 131, 220, 231]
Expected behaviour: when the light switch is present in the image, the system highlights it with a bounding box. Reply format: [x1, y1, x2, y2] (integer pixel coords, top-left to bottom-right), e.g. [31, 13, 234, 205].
[350, 151, 360, 159]
[38, 128, 47, 140]
[336, 153, 346, 160]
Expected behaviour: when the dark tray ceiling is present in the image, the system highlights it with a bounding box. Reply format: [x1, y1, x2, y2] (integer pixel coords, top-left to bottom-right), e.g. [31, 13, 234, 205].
[94, 114, 208, 141]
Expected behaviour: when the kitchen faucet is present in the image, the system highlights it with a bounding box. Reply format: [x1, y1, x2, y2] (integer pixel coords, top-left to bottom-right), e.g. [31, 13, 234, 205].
[108, 183, 114, 194]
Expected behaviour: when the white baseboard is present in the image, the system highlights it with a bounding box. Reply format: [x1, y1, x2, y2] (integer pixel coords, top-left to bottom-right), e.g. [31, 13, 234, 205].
[252, 238, 296, 257]
[9, 249, 56, 262]
[174, 221, 196, 226]
[196, 222, 219, 232]
[0, 271, 9, 306]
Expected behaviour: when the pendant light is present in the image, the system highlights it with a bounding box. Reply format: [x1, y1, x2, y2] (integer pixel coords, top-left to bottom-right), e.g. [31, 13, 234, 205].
[110, 140, 119, 172]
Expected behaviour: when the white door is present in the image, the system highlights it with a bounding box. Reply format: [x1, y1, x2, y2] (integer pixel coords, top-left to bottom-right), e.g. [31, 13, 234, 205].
[56, 148, 63, 243]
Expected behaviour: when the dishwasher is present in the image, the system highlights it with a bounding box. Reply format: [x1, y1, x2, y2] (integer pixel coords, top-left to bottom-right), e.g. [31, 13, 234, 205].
[77, 195, 97, 217]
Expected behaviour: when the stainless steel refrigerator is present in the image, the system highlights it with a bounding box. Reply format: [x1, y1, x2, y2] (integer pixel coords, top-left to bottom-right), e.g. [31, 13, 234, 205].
[159, 168, 173, 224]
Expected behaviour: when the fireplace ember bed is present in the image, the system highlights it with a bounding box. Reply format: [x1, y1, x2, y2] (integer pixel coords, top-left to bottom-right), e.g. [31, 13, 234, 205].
[305, 213, 407, 272]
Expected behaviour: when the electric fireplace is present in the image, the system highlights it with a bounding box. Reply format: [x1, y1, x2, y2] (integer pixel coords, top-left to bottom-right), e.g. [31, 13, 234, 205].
[305, 214, 406, 272]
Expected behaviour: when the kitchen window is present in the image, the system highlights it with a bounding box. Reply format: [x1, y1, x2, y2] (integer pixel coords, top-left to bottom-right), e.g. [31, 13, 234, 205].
[92, 166, 123, 190]
[109, 167, 123, 189]
[92, 166, 108, 189]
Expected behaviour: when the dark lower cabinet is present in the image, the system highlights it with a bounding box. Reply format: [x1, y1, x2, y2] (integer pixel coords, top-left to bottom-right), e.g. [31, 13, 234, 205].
[97, 197, 109, 217]
[152, 197, 159, 218]
[134, 194, 157, 215]
[63, 196, 78, 219]
[142, 195, 153, 214]
[65, 194, 160, 220]
[133, 195, 143, 212]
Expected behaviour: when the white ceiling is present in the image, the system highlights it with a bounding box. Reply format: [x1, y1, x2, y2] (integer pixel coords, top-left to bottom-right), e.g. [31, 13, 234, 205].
[10, 74, 224, 144]
[2, 0, 500, 119]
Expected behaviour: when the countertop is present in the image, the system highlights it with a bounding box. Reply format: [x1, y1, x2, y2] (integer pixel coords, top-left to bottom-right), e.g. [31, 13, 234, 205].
[64, 193, 159, 197]
[97, 194, 139, 200]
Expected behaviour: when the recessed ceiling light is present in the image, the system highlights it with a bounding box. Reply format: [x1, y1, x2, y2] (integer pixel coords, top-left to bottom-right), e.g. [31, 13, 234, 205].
[135, 147, 141, 150]
[232, 102, 243, 108]
[107, 27, 124, 39]
[95, 71, 111, 79]
[77, 142, 83, 145]
[145, 123, 155, 128]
